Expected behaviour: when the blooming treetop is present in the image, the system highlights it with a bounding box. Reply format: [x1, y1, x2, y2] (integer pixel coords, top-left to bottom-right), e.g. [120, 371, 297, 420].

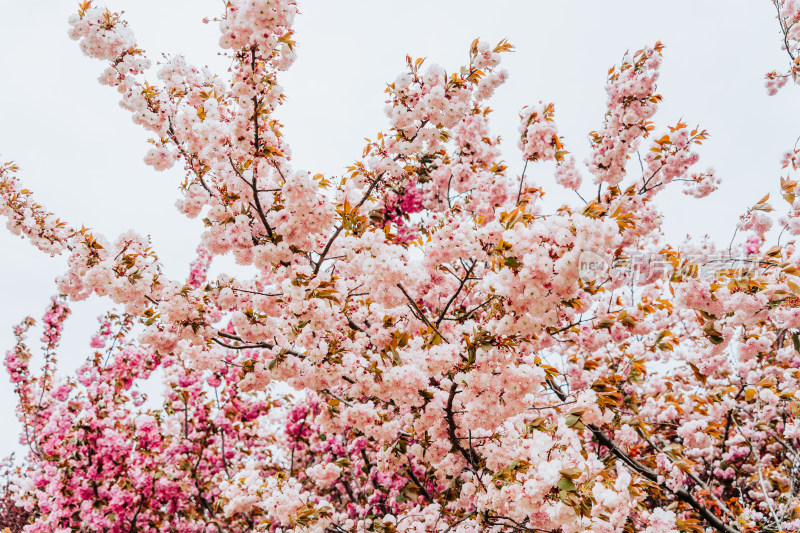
[2, 1, 800, 532]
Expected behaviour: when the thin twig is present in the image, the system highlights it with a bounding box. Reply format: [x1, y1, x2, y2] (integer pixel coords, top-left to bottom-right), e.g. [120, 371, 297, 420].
[397, 283, 450, 343]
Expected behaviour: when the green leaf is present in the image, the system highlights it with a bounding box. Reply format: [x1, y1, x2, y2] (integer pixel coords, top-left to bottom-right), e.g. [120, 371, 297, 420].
[708, 334, 725, 345]
[565, 414, 585, 430]
[557, 477, 576, 491]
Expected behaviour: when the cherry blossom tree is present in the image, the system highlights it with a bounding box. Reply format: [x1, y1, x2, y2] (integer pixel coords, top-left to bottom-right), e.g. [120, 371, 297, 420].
[2, 1, 800, 532]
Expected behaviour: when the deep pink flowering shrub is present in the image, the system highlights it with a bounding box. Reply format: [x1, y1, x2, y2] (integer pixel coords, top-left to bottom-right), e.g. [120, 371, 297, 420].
[0, 457, 30, 532]
[2, 1, 800, 532]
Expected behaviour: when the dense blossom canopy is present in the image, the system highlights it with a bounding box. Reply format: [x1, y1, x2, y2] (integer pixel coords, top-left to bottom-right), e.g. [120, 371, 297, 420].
[2, 1, 800, 533]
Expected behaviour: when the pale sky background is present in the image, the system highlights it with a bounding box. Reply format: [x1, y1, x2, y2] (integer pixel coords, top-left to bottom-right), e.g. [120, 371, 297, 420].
[0, 1, 798, 456]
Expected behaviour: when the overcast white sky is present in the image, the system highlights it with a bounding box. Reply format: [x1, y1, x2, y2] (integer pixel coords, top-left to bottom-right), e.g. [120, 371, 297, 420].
[0, 1, 798, 456]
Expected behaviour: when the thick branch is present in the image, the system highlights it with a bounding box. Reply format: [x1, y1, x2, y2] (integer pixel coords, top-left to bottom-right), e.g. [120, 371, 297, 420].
[545, 380, 738, 533]
[444, 381, 482, 471]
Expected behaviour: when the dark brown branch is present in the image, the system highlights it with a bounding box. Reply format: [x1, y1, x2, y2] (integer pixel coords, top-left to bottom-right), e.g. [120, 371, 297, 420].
[251, 48, 262, 153]
[345, 315, 365, 333]
[442, 511, 477, 533]
[444, 381, 482, 473]
[405, 457, 433, 503]
[397, 283, 449, 343]
[353, 170, 387, 211]
[360, 448, 386, 502]
[269, 158, 286, 182]
[442, 296, 495, 323]
[219, 427, 231, 479]
[215, 331, 306, 359]
[213, 338, 272, 351]
[230, 287, 282, 297]
[340, 478, 360, 504]
[312, 167, 390, 275]
[545, 379, 738, 533]
[435, 261, 476, 328]
[313, 225, 343, 275]
[516, 159, 530, 204]
[229, 156, 275, 241]
[320, 388, 352, 407]
[128, 495, 145, 532]
[774, 0, 798, 62]
[167, 118, 211, 194]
